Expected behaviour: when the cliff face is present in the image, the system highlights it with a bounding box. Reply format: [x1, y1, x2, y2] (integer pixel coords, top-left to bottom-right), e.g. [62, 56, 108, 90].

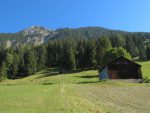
[0, 26, 55, 47]
[20, 26, 54, 46]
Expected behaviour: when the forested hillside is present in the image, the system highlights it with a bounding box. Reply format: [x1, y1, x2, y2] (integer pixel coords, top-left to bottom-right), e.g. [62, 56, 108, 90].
[0, 26, 150, 80]
[0, 26, 150, 47]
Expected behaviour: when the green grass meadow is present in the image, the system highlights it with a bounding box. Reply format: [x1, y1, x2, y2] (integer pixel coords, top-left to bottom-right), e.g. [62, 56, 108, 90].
[137, 61, 150, 79]
[0, 61, 149, 113]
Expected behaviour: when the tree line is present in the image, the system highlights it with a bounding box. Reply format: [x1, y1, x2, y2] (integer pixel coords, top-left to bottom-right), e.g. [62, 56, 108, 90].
[0, 34, 150, 80]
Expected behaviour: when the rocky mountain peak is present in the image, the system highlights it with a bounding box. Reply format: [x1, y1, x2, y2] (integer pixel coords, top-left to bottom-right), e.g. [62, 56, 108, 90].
[22, 26, 52, 36]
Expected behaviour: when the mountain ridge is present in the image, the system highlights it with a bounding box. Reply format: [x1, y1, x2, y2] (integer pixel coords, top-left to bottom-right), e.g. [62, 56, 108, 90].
[0, 26, 150, 48]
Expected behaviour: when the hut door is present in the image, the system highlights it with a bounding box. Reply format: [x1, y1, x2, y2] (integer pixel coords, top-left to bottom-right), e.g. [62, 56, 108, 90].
[109, 70, 118, 79]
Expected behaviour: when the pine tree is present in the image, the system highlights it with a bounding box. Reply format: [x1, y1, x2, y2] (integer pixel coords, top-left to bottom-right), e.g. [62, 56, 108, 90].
[146, 44, 150, 60]
[0, 62, 7, 80]
[96, 35, 112, 66]
[76, 40, 86, 69]
[125, 35, 139, 57]
[68, 47, 76, 70]
[5, 52, 13, 78]
[138, 45, 147, 60]
[47, 41, 57, 67]
[35, 45, 47, 71]
[85, 40, 97, 68]
[24, 50, 37, 76]
[111, 34, 126, 47]
[11, 53, 19, 78]
[63, 43, 76, 70]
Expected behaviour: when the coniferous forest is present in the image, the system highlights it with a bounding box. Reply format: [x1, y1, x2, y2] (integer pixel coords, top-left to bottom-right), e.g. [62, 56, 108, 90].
[0, 27, 150, 80]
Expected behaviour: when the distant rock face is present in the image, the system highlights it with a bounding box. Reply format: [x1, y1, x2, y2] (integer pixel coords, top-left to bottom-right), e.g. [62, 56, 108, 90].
[22, 26, 51, 36]
[21, 26, 54, 46]
[0, 26, 58, 48]
[6, 40, 12, 48]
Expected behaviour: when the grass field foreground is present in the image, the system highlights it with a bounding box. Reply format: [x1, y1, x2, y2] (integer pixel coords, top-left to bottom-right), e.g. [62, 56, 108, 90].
[0, 61, 149, 113]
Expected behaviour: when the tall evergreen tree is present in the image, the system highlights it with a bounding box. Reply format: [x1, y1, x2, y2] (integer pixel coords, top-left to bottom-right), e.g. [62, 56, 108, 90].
[125, 35, 139, 57]
[146, 44, 150, 60]
[111, 34, 126, 47]
[11, 53, 19, 78]
[23, 50, 37, 76]
[35, 45, 47, 71]
[76, 40, 86, 69]
[138, 45, 147, 60]
[0, 62, 7, 80]
[5, 52, 13, 77]
[96, 35, 112, 66]
[63, 43, 76, 70]
[85, 40, 97, 68]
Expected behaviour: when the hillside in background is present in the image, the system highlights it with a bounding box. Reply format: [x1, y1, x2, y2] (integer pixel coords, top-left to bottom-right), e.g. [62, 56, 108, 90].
[0, 26, 150, 48]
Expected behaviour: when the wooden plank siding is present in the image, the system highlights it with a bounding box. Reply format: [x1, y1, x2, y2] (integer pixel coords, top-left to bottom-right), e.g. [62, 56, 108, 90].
[99, 57, 143, 79]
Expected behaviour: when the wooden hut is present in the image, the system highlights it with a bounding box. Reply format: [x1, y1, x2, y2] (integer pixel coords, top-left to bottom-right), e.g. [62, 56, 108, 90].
[99, 56, 142, 79]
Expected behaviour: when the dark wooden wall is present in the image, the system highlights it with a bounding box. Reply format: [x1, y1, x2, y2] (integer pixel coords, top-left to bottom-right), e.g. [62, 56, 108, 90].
[107, 58, 142, 79]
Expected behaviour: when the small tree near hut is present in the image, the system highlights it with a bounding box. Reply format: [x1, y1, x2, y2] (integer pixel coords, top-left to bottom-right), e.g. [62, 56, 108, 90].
[101, 47, 131, 67]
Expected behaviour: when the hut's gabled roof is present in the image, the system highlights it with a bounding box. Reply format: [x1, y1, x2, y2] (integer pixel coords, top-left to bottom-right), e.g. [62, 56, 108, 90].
[100, 56, 141, 71]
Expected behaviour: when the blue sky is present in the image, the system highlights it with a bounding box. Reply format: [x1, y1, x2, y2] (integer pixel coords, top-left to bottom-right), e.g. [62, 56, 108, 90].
[0, 0, 150, 32]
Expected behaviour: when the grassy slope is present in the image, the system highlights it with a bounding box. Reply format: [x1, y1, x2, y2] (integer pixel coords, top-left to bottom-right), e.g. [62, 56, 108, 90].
[0, 70, 101, 113]
[137, 61, 150, 78]
[0, 62, 149, 113]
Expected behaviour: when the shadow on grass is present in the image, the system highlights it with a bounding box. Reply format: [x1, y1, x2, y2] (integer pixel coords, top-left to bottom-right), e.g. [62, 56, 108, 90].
[59, 69, 84, 74]
[8, 68, 61, 80]
[42, 82, 53, 85]
[35, 72, 60, 79]
[77, 81, 99, 84]
[77, 80, 107, 84]
[75, 75, 98, 79]
[10, 67, 92, 80]
[141, 77, 150, 83]
[36, 68, 85, 79]
[34, 67, 62, 79]
[38, 67, 60, 74]
[0, 82, 54, 86]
